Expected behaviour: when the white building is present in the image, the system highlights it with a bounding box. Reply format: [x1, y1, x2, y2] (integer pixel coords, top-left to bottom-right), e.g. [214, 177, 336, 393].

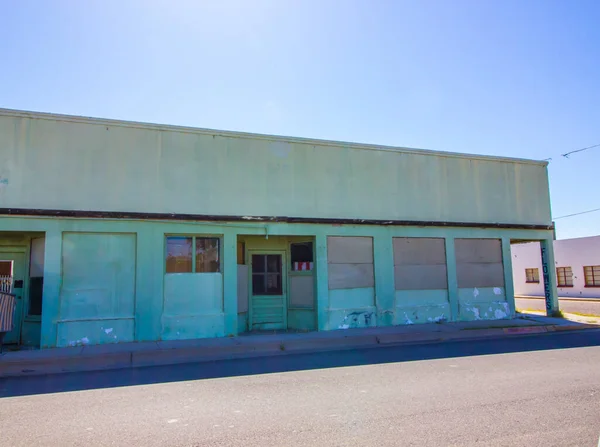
[512, 236, 600, 299]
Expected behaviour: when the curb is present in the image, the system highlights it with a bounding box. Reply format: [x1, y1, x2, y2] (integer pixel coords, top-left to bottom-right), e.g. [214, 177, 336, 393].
[0, 323, 597, 378]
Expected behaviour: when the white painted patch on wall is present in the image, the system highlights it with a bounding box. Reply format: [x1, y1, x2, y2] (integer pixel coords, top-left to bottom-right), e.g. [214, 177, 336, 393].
[404, 312, 414, 325]
[493, 287, 502, 295]
[494, 309, 507, 319]
[471, 307, 481, 320]
[473, 288, 479, 298]
[104, 328, 113, 334]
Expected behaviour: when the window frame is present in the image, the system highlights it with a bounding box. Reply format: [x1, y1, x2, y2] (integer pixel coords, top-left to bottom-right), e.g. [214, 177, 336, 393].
[251, 253, 284, 296]
[583, 265, 600, 287]
[289, 241, 314, 275]
[525, 268, 540, 284]
[165, 235, 222, 274]
[556, 266, 573, 288]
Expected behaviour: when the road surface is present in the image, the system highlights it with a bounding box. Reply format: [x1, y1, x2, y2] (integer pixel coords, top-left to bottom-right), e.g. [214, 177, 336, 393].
[1, 330, 600, 446]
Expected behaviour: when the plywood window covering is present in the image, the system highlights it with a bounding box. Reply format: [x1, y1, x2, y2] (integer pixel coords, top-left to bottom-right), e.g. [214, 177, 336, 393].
[556, 266, 573, 287]
[166, 236, 220, 273]
[525, 268, 539, 283]
[584, 265, 600, 287]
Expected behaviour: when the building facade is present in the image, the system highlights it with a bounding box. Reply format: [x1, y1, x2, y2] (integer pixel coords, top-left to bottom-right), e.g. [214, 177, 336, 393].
[512, 236, 600, 299]
[0, 109, 559, 349]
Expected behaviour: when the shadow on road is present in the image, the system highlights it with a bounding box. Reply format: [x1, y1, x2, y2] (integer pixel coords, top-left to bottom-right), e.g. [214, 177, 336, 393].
[1, 329, 599, 398]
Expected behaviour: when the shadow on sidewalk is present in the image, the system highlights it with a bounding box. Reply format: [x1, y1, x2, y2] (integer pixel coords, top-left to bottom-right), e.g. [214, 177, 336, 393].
[1, 328, 599, 398]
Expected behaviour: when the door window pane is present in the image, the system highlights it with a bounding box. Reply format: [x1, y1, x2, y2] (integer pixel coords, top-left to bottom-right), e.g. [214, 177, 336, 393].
[252, 273, 266, 295]
[251, 254, 283, 295]
[166, 237, 193, 273]
[266, 273, 282, 294]
[252, 255, 265, 273]
[267, 255, 281, 273]
[196, 238, 220, 272]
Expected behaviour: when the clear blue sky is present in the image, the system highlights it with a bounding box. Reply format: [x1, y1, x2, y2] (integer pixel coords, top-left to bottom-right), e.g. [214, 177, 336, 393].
[1, 0, 598, 239]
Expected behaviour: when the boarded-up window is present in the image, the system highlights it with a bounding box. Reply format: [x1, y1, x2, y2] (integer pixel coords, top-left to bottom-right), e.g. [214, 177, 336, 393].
[289, 276, 314, 308]
[327, 237, 374, 290]
[455, 238, 504, 288]
[393, 238, 447, 290]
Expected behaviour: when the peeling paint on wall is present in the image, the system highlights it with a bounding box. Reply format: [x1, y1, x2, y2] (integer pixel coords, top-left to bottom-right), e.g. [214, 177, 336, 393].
[337, 311, 374, 329]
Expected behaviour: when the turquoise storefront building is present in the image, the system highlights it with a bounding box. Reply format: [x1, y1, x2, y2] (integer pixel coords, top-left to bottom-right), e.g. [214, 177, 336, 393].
[0, 109, 559, 349]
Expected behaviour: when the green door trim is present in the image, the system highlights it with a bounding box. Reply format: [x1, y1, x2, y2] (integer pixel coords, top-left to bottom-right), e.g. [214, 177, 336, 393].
[248, 249, 287, 331]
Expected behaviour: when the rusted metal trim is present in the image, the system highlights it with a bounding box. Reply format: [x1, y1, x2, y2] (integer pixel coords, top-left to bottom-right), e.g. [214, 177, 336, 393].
[0, 208, 555, 230]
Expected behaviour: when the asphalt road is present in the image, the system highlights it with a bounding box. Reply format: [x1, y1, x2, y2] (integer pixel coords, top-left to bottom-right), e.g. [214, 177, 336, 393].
[516, 297, 600, 316]
[1, 330, 600, 447]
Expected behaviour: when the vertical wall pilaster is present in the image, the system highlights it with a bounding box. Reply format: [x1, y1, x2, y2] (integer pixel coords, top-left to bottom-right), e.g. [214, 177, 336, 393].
[40, 228, 62, 348]
[315, 233, 329, 331]
[501, 238, 516, 316]
[223, 230, 238, 336]
[135, 226, 163, 341]
[444, 237, 459, 321]
[373, 234, 395, 326]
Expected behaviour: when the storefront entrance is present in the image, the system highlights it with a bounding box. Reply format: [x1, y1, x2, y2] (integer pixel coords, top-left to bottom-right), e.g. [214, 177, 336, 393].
[249, 250, 287, 331]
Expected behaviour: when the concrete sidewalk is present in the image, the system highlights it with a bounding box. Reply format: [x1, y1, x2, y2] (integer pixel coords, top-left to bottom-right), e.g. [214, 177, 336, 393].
[1, 315, 598, 378]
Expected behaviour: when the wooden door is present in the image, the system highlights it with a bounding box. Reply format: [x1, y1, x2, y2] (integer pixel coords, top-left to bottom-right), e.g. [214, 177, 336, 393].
[249, 251, 287, 331]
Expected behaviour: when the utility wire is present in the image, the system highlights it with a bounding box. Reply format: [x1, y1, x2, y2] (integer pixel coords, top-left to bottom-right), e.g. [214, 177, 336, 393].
[561, 142, 600, 158]
[553, 207, 600, 220]
[542, 142, 600, 162]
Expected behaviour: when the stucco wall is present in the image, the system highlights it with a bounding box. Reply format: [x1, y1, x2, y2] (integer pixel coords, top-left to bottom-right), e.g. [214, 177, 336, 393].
[0, 215, 555, 348]
[393, 237, 450, 325]
[512, 237, 600, 298]
[0, 110, 551, 225]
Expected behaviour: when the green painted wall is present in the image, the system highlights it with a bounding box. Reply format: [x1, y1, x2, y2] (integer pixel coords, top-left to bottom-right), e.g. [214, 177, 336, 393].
[0, 110, 551, 226]
[0, 213, 558, 349]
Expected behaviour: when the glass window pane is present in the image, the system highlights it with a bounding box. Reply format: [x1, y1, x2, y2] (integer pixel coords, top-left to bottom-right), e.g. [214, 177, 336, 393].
[267, 255, 281, 273]
[252, 274, 265, 295]
[266, 273, 282, 294]
[196, 238, 220, 273]
[166, 237, 192, 273]
[252, 255, 265, 273]
[291, 242, 313, 270]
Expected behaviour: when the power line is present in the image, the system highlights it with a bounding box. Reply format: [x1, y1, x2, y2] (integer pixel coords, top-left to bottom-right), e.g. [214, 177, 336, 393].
[542, 142, 600, 162]
[561, 142, 600, 158]
[553, 207, 600, 220]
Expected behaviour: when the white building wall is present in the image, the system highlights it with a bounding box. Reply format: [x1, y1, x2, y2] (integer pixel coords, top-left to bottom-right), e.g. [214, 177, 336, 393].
[512, 236, 600, 298]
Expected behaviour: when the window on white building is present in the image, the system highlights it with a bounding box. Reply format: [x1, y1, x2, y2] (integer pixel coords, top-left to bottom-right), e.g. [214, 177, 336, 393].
[584, 265, 600, 287]
[556, 266, 573, 287]
[525, 268, 539, 283]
